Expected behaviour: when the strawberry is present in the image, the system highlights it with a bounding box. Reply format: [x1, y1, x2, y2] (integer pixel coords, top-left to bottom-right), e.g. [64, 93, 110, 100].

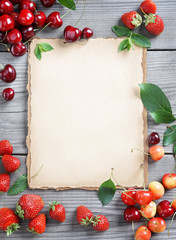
[28, 214, 46, 235]
[0, 140, 13, 155]
[16, 194, 44, 220]
[2, 155, 20, 172]
[77, 206, 94, 226]
[144, 14, 164, 35]
[121, 11, 142, 29]
[49, 201, 66, 222]
[92, 215, 109, 231]
[0, 208, 20, 236]
[0, 173, 10, 192]
[140, 0, 157, 14]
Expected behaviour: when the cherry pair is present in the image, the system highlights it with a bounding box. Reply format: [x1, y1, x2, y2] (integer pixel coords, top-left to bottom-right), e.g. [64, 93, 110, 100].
[64, 26, 93, 43]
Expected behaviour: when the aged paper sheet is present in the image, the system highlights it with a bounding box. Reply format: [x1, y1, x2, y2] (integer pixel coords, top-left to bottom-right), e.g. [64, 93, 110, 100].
[27, 38, 147, 189]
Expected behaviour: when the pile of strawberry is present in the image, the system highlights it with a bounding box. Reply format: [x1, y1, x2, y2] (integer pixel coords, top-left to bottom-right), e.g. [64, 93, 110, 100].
[0, 140, 22, 193]
[0, 0, 93, 101]
[121, 0, 164, 35]
[121, 131, 176, 240]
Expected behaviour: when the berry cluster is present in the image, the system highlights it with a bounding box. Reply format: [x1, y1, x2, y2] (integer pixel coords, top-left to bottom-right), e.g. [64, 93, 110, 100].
[121, 0, 164, 35]
[121, 131, 176, 239]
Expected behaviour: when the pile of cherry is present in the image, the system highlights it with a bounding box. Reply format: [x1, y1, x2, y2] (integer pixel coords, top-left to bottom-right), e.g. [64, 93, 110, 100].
[122, 132, 176, 240]
[0, 0, 93, 101]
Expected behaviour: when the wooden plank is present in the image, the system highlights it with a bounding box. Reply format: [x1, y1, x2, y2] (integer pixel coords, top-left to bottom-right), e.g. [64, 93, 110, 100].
[0, 0, 176, 52]
[0, 155, 176, 239]
[0, 51, 175, 154]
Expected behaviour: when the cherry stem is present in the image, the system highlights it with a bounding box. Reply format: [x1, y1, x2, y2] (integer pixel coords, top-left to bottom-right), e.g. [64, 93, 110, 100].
[111, 171, 127, 191]
[131, 148, 150, 156]
[0, 31, 7, 43]
[123, 192, 137, 202]
[168, 212, 176, 236]
[139, 210, 150, 222]
[141, 164, 146, 190]
[0, 43, 10, 51]
[132, 221, 135, 236]
[30, 164, 44, 178]
[74, 0, 85, 27]
[170, 161, 176, 175]
[60, 0, 79, 19]
[16, 169, 27, 178]
[24, 22, 52, 45]
[0, 64, 3, 69]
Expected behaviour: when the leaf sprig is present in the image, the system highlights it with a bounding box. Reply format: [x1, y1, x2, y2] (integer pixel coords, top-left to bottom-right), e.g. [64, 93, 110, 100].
[112, 26, 151, 51]
[58, 0, 76, 10]
[34, 43, 54, 60]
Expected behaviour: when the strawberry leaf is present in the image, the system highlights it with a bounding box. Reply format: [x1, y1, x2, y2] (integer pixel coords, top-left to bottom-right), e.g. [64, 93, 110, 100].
[131, 33, 151, 48]
[112, 25, 131, 37]
[98, 179, 116, 205]
[8, 174, 28, 196]
[163, 125, 176, 146]
[139, 83, 175, 124]
[57, 0, 76, 10]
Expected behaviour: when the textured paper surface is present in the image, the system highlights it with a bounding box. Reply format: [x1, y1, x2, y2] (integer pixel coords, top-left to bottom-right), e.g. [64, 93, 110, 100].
[27, 38, 147, 189]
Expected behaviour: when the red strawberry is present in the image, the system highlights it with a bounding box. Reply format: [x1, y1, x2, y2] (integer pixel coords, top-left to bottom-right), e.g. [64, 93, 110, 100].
[0, 140, 13, 155]
[2, 155, 20, 172]
[0, 208, 20, 236]
[77, 206, 94, 226]
[28, 214, 46, 235]
[92, 215, 109, 231]
[145, 14, 164, 35]
[121, 11, 142, 29]
[49, 201, 66, 222]
[16, 194, 44, 220]
[140, 0, 157, 14]
[0, 173, 10, 192]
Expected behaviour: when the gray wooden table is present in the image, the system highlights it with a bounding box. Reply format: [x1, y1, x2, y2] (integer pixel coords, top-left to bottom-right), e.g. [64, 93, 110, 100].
[0, 0, 176, 239]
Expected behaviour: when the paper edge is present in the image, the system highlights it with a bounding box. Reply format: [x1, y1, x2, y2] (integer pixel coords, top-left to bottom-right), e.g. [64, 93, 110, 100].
[26, 38, 148, 191]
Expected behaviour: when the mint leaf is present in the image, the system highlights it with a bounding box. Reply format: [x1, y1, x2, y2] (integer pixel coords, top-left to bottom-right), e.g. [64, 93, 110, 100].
[34, 43, 54, 60]
[58, 0, 76, 10]
[139, 84, 175, 124]
[131, 33, 151, 48]
[151, 110, 176, 124]
[119, 38, 131, 52]
[112, 26, 131, 37]
[98, 179, 116, 205]
[34, 45, 42, 60]
[163, 125, 176, 146]
[38, 43, 54, 52]
[8, 175, 28, 196]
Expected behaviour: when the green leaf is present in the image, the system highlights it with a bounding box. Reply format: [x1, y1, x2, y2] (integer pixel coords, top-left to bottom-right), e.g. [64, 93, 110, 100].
[34, 45, 42, 60]
[151, 111, 176, 124]
[98, 179, 116, 205]
[58, 0, 76, 10]
[112, 25, 131, 37]
[37, 43, 54, 52]
[139, 84, 175, 124]
[163, 125, 176, 146]
[119, 38, 131, 52]
[131, 33, 151, 48]
[174, 142, 176, 157]
[8, 175, 28, 196]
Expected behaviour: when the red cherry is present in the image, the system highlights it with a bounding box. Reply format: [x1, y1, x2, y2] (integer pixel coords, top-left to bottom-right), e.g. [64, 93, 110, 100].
[82, 27, 93, 39]
[10, 42, 27, 56]
[121, 188, 136, 206]
[64, 25, 81, 43]
[135, 191, 153, 206]
[19, 0, 37, 13]
[46, 12, 63, 28]
[11, 12, 20, 28]
[0, 0, 13, 15]
[148, 132, 160, 145]
[2, 88, 15, 101]
[0, 15, 15, 32]
[7, 28, 22, 44]
[157, 200, 174, 219]
[124, 206, 141, 222]
[33, 11, 46, 28]
[0, 64, 16, 83]
[21, 25, 34, 41]
[18, 9, 34, 26]
[40, 0, 55, 8]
